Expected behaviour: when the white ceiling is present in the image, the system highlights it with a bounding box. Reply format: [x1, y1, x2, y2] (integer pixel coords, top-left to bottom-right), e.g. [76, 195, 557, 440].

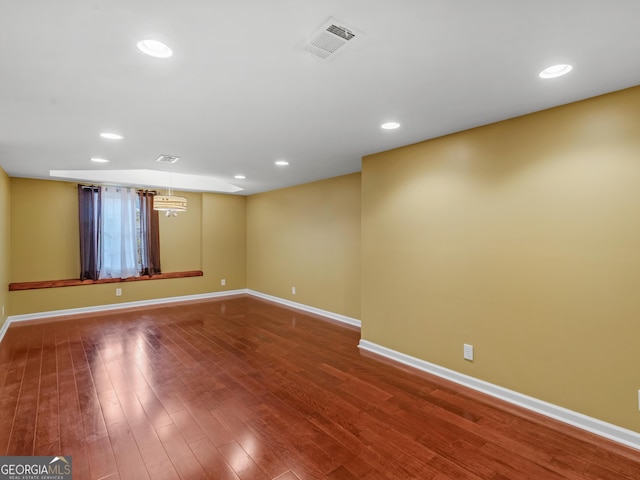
[1, 1, 639, 195]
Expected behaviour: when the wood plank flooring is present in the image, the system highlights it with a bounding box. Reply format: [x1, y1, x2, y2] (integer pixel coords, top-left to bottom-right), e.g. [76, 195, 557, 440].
[0, 295, 638, 479]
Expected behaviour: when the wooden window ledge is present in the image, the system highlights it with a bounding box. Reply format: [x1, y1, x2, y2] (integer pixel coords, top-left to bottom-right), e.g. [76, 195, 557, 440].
[9, 270, 203, 291]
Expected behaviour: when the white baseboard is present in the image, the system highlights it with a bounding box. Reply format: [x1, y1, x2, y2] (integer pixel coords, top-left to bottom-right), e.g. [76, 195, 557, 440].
[0, 289, 248, 343]
[0, 289, 359, 343]
[358, 339, 640, 451]
[0, 317, 11, 345]
[3, 292, 637, 451]
[247, 289, 361, 328]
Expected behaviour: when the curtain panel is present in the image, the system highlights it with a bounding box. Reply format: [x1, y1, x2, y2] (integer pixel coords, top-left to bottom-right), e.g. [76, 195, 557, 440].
[139, 190, 161, 276]
[99, 186, 139, 279]
[78, 186, 101, 280]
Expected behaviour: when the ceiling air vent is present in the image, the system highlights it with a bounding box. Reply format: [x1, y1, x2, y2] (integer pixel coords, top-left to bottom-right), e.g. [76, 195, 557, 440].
[156, 155, 180, 164]
[302, 17, 360, 60]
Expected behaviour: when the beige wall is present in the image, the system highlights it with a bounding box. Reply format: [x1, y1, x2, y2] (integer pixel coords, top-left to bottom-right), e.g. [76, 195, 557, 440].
[159, 190, 203, 272]
[0, 168, 9, 329]
[202, 192, 246, 291]
[362, 86, 640, 432]
[8, 179, 246, 314]
[247, 173, 361, 319]
[10, 178, 79, 282]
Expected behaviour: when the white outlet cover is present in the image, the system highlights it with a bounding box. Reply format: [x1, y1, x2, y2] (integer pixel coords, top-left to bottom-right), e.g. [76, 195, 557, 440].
[463, 344, 474, 361]
[221, 279, 226, 286]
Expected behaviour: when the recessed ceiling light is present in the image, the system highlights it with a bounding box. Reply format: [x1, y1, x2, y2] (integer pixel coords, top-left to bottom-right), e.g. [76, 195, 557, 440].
[381, 122, 401, 130]
[275, 160, 289, 166]
[100, 132, 124, 140]
[234, 175, 246, 180]
[90, 157, 110, 163]
[539, 64, 573, 79]
[136, 39, 173, 59]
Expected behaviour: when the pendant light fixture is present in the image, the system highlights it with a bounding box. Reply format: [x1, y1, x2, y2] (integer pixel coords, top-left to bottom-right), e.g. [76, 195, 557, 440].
[153, 155, 187, 216]
[154, 189, 187, 217]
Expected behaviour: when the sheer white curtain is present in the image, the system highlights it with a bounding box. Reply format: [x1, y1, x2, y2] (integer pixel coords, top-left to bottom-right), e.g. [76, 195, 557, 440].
[99, 187, 140, 279]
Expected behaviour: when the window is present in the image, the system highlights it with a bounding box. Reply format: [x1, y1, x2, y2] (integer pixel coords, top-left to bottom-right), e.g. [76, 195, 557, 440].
[78, 186, 160, 280]
[100, 186, 139, 278]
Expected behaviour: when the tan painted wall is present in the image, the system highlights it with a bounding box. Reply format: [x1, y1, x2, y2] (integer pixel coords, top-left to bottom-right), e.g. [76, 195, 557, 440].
[362, 86, 640, 432]
[247, 173, 361, 319]
[8, 179, 246, 315]
[202, 192, 246, 291]
[159, 190, 203, 272]
[0, 168, 10, 329]
[10, 179, 80, 282]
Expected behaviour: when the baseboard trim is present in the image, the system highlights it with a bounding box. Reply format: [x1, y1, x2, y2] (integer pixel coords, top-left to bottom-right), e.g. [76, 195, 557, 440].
[0, 289, 249, 342]
[358, 339, 640, 451]
[0, 317, 11, 345]
[247, 290, 361, 328]
[6, 294, 633, 452]
[0, 289, 360, 343]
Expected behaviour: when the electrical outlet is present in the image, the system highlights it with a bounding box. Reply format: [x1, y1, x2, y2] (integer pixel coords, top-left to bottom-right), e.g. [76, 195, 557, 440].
[638, 390, 640, 411]
[115, 288, 122, 297]
[292, 286, 296, 295]
[1, 305, 4, 317]
[221, 279, 226, 286]
[463, 344, 474, 361]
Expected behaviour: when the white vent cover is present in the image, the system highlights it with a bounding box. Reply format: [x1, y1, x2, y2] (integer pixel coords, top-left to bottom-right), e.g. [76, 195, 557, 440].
[156, 155, 180, 164]
[302, 17, 360, 60]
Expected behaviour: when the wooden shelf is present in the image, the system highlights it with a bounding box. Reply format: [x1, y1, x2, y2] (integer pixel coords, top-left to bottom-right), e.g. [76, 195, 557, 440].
[8, 270, 203, 291]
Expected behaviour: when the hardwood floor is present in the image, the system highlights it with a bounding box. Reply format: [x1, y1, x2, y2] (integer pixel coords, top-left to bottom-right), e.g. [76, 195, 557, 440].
[0, 295, 638, 479]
